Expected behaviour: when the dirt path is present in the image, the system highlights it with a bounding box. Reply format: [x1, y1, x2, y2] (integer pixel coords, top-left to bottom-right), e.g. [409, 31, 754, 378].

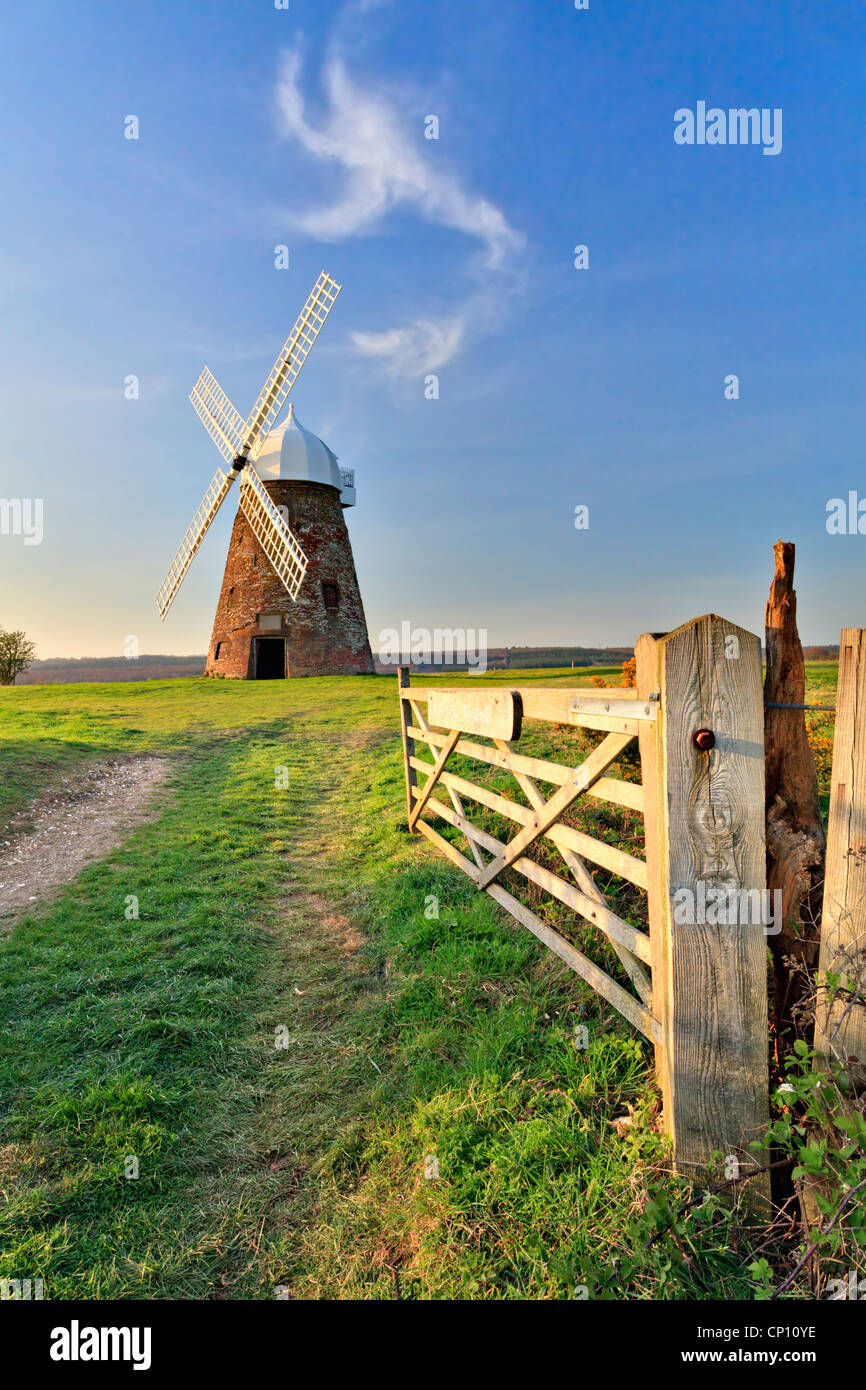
[0, 756, 173, 926]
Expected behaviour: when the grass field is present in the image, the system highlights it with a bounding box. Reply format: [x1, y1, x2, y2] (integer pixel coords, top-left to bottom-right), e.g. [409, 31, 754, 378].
[0, 664, 843, 1299]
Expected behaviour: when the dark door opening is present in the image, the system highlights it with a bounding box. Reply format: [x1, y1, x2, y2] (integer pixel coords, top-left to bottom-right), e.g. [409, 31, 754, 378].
[255, 638, 286, 680]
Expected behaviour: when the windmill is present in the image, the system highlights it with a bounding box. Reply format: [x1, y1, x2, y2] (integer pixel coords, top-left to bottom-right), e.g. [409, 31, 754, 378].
[156, 271, 375, 680]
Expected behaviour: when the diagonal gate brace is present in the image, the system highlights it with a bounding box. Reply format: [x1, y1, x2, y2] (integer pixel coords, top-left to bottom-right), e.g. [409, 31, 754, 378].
[408, 728, 461, 831]
[476, 731, 634, 890]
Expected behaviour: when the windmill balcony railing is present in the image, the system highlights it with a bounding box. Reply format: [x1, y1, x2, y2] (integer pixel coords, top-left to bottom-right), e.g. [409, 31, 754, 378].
[339, 468, 356, 506]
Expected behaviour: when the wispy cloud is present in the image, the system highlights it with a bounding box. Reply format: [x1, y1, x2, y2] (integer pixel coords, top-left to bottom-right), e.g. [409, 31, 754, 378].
[350, 315, 466, 377]
[274, 49, 524, 378]
[275, 50, 521, 270]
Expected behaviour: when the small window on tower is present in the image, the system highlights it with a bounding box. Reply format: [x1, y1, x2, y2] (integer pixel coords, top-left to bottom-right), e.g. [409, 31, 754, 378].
[214, 642, 222, 659]
[322, 582, 339, 611]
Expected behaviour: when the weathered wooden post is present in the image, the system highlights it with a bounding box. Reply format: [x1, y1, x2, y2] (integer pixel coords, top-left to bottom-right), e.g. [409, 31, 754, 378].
[636, 615, 769, 1201]
[764, 541, 826, 1056]
[397, 665, 418, 828]
[814, 630, 866, 1081]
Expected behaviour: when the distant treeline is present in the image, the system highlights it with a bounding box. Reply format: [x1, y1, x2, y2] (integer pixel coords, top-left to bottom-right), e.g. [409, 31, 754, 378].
[373, 646, 635, 674]
[500, 646, 634, 669]
[802, 646, 840, 661]
[16, 656, 206, 685]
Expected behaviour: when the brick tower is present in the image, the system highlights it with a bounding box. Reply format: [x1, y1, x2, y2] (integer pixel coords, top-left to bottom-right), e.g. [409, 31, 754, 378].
[204, 405, 374, 679]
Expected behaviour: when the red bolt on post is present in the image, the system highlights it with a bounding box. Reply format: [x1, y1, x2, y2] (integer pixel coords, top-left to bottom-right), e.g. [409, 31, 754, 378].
[692, 728, 715, 751]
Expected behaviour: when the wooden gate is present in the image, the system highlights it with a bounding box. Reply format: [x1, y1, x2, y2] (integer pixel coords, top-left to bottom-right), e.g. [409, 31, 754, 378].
[398, 614, 770, 1190]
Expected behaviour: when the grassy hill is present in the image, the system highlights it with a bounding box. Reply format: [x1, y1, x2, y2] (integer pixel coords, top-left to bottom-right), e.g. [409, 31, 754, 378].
[0, 665, 845, 1299]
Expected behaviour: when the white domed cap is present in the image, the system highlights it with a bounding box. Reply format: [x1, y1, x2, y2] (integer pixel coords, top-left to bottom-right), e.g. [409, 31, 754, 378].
[252, 403, 342, 489]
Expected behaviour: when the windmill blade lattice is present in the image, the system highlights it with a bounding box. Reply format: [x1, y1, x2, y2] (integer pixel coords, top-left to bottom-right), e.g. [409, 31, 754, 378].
[189, 368, 247, 464]
[243, 272, 341, 461]
[156, 467, 237, 619]
[238, 467, 308, 601]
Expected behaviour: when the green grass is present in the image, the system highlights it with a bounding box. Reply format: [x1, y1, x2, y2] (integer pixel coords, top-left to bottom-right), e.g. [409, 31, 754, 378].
[802, 661, 838, 813]
[0, 666, 840, 1299]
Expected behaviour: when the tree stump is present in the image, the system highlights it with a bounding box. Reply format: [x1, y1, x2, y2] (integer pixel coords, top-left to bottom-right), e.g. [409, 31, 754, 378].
[764, 540, 826, 1057]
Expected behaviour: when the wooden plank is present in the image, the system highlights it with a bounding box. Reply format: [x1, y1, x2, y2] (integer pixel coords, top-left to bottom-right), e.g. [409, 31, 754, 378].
[814, 630, 866, 1080]
[552, 826, 648, 892]
[636, 615, 769, 1201]
[413, 817, 657, 1041]
[408, 758, 648, 890]
[514, 687, 645, 725]
[427, 688, 522, 741]
[567, 694, 657, 733]
[587, 777, 644, 814]
[476, 732, 635, 890]
[409, 685, 653, 722]
[408, 728, 460, 830]
[416, 787, 653, 966]
[568, 694, 659, 721]
[635, 633, 670, 1092]
[397, 667, 417, 826]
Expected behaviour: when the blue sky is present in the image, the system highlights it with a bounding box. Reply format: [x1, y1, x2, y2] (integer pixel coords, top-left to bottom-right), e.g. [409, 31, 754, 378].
[0, 0, 862, 657]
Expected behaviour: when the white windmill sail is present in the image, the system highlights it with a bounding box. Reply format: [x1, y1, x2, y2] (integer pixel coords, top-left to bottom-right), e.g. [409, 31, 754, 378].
[238, 467, 308, 601]
[189, 367, 247, 464]
[243, 271, 341, 461]
[155, 468, 238, 619]
[155, 270, 340, 620]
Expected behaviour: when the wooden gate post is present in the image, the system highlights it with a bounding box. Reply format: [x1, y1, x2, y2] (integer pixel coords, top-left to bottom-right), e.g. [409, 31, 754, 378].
[814, 630, 866, 1080]
[397, 666, 418, 827]
[636, 615, 769, 1199]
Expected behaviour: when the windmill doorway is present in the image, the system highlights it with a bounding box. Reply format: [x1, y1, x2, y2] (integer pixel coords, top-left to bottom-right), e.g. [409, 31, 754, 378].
[255, 638, 286, 680]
